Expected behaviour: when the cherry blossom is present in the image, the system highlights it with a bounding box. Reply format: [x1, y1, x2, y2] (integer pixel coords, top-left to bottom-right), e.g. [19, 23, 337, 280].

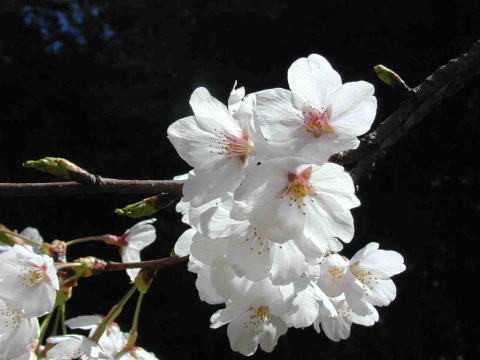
[107, 219, 157, 282]
[168, 84, 266, 207]
[0, 300, 39, 360]
[313, 297, 379, 342]
[46, 334, 112, 359]
[254, 54, 377, 162]
[232, 159, 359, 249]
[0, 245, 59, 317]
[211, 299, 288, 356]
[66, 315, 124, 355]
[315, 243, 405, 314]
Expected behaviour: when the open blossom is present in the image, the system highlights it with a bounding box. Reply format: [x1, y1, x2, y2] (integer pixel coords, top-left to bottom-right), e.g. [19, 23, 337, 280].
[46, 335, 112, 359]
[316, 243, 406, 315]
[314, 297, 379, 342]
[0, 300, 40, 360]
[254, 54, 377, 162]
[0, 245, 59, 317]
[281, 276, 336, 329]
[211, 292, 290, 357]
[232, 159, 359, 252]
[168, 84, 266, 207]
[107, 219, 157, 282]
[66, 315, 124, 355]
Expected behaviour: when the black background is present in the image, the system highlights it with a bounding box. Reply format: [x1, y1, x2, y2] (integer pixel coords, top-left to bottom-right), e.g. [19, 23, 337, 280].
[1, 1, 479, 359]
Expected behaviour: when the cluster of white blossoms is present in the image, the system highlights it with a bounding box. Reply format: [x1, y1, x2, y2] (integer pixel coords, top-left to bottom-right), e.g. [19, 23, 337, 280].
[168, 54, 406, 356]
[0, 222, 160, 359]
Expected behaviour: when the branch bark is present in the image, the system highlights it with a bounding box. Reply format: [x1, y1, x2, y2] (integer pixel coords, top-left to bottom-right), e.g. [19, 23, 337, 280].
[103, 256, 189, 272]
[1, 39, 480, 196]
[343, 39, 480, 181]
[0, 179, 184, 196]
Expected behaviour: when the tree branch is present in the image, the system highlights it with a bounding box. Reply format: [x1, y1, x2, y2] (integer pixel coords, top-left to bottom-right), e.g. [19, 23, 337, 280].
[343, 39, 480, 181]
[0, 179, 184, 197]
[1, 39, 480, 196]
[103, 256, 189, 272]
[56, 256, 190, 273]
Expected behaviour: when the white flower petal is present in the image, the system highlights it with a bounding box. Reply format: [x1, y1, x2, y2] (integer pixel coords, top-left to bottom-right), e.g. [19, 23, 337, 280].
[174, 228, 195, 256]
[270, 241, 307, 285]
[254, 88, 300, 143]
[288, 54, 342, 109]
[124, 219, 156, 251]
[226, 234, 275, 282]
[65, 315, 103, 330]
[327, 81, 376, 136]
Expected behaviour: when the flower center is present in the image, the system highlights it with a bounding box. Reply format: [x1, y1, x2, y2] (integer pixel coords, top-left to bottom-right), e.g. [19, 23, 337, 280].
[19, 264, 49, 288]
[350, 262, 379, 292]
[243, 305, 271, 332]
[213, 129, 253, 163]
[328, 267, 343, 279]
[243, 226, 273, 255]
[303, 105, 334, 137]
[0, 306, 23, 329]
[279, 166, 316, 212]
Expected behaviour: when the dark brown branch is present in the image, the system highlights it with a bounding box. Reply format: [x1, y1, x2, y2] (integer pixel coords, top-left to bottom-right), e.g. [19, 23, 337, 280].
[55, 256, 189, 275]
[344, 39, 480, 181]
[1, 39, 480, 196]
[103, 256, 189, 272]
[0, 179, 184, 197]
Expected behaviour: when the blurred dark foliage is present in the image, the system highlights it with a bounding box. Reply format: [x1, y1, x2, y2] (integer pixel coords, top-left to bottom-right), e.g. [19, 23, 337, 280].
[1, 0, 480, 359]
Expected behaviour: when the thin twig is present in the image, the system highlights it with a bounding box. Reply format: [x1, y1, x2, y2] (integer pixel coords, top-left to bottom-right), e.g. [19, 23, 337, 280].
[0, 179, 184, 197]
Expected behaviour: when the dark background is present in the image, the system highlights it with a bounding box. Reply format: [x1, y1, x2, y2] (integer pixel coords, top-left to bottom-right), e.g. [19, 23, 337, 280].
[1, 1, 479, 359]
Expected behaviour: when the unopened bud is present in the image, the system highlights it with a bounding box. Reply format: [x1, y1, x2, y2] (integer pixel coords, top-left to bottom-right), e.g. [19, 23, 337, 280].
[134, 268, 155, 294]
[115, 194, 177, 219]
[74, 256, 107, 278]
[23, 157, 73, 179]
[23, 157, 97, 184]
[374, 65, 412, 94]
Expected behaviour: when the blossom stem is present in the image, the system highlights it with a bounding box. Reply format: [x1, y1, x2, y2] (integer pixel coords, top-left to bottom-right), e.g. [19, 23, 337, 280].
[61, 304, 67, 335]
[90, 285, 137, 343]
[52, 306, 62, 336]
[55, 262, 83, 270]
[130, 292, 145, 344]
[61, 274, 80, 286]
[37, 310, 54, 351]
[0, 227, 48, 251]
[65, 236, 108, 246]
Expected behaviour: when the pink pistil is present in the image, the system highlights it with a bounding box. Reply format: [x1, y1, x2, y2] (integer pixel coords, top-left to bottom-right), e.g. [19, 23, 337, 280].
[303, 105, 334, 137]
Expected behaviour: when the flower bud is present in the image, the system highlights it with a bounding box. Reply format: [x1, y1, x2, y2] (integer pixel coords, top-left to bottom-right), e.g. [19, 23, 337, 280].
[115, 196, 159, 219]
[374, 65, 412, 94]
[23, 157, 73, 179]
[134, 268, 155, 294]
[23, 157, 97, 184]
[115, 194, 177, 219]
